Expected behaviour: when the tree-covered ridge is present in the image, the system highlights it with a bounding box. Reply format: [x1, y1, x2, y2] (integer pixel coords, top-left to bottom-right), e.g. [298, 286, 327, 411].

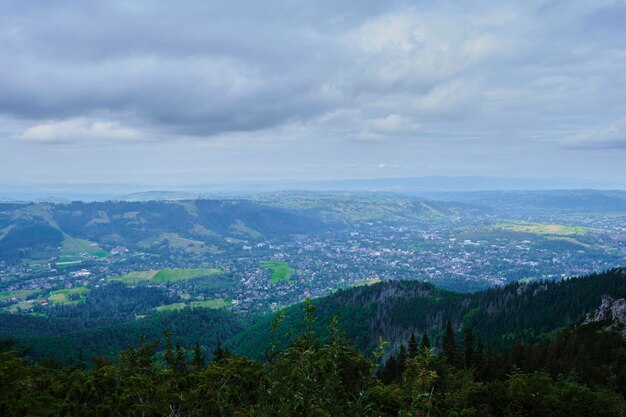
[0, 199, 328, 263]
[4, 308, 246, 364]
[228, 268, 626, 357]
[0, 282, 181, 339]
[1, 298, 625, 417]
[2, 268, 625, 366]
[0, 221, 63, 263]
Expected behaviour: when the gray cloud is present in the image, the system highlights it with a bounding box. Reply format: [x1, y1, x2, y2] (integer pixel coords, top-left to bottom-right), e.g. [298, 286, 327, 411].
[565, 117, 626, 149]
[0, 0, 625, 182]
[1, 0, 355, 135]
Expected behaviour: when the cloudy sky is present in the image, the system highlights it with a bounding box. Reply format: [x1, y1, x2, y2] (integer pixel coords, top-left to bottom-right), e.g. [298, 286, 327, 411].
[1, 0, 625, 184]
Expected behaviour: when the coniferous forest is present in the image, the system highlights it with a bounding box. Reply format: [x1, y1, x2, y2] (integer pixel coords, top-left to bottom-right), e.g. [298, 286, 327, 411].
[2, 270, 626, 416]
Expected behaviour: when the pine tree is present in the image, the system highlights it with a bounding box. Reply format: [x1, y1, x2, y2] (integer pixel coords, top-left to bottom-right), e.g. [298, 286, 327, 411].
[379, 355, 397, 384]
[213, 340, 226, 361]
[464, 325, 474, 368]
[474, 337, 484, 373]
[164, 330, 175, 370]
[398, 344, 408, 376]
[442, 320, 458, 366]
[421, 331, 431, 352]
[408, 332, 418, 358]
[192, 342, 204, 370]
[173, 342, 187, 374]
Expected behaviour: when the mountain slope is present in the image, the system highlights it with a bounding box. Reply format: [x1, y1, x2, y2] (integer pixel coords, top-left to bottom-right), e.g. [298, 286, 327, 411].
[0, 199, 328, 263]
[11, 308, 246, 362]
[226, 268, 626, 358]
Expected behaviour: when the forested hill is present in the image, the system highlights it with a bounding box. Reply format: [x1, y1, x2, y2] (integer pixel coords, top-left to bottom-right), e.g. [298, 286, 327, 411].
[3, 272, 626, 416]
[227, 268, 626, 358]
[0, 195, 484, 264]
[0, 199, 327, 263]
[19, 308, 246, 362]
[3, 268, 625, 364]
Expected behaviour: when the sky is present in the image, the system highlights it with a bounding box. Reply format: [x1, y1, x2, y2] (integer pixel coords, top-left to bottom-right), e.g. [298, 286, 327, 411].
[0, 0, 625, 185]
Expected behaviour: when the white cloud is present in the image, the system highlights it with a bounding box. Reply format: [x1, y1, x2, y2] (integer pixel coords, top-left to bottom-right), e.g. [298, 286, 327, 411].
[376, 163, 400, 169]
[22, 118, 141, 143]
[369, 114, 420, 134]
[346, 12, 509, 90]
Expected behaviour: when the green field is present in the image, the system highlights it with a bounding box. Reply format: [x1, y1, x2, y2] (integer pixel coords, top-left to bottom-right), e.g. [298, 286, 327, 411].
[48, 286, 89, 305]
[111, 268, 223, 284]
[229, 219, 263, 239]
[546, 236, 592, 248]
[260, 260, 295, 283]
[495, 221, 590, 236]
[156, 298, 231, 311]
[347, 277, 381, 288]
[0, 290, 37, 301]
[5, 300, 39, 313]
[59, 234, 108, 263]
[1, 290, 40, 312]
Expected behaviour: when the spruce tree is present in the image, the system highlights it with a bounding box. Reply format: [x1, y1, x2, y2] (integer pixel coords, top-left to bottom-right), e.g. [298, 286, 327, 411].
[474, 337, 484, 372]
[379, 355, 397, 383]
[173, 342, 187, 374]
[213, 340, 226, 361]
[442, 320, 458, 366]
[421, 331, 431, 352]
[463, 325, 474, 368]
[192, 342, 204, 370]
[398, 344, 408, 376]
[408, 332, 418, 358]
[164, 330, 175, 370]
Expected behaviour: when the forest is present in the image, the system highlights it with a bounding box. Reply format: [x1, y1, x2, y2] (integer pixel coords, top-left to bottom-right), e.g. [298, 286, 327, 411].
[1, 295, 625, 416]
[2, 268, 625, 367]
[1, 269, 625, 415]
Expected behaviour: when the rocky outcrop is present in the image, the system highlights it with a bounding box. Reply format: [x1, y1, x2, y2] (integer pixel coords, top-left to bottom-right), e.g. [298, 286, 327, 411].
[585, 295, 626, 340]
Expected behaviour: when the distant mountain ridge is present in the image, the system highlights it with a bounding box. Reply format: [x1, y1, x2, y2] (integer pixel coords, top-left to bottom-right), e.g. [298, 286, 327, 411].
[2, 176, 624, 202]
[423, 189, 626, 214]
[0, 194, 489, 264]
[0, 199, 327, 263]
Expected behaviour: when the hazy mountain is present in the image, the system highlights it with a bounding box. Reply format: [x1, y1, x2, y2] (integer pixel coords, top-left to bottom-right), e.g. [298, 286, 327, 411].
[3, 176, 624, 203]
[0, 199, 327, 263]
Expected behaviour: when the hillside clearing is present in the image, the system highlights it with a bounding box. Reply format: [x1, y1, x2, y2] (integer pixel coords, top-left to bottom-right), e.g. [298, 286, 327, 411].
[156, 299, 231, 311]
[59, 234, 108, 262]
[48, 287, 89, 305]
[495, 221, 590, 236]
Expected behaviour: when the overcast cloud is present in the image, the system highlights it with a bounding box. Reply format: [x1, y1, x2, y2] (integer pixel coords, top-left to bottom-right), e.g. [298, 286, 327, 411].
[0, 0, 625, 184]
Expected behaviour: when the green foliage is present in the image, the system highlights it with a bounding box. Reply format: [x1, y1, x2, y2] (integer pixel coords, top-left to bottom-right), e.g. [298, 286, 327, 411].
[1, 296, 625, 417]
[1, 268, 626, 416]
[443, 320, 459, 366]
[12, 307, 245, 363]
[59, 234, 108, 262]
[229, 268, 626, 357]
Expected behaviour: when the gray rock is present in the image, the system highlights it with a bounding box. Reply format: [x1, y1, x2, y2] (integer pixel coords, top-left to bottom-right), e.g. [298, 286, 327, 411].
[585, 295, 626, 340]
